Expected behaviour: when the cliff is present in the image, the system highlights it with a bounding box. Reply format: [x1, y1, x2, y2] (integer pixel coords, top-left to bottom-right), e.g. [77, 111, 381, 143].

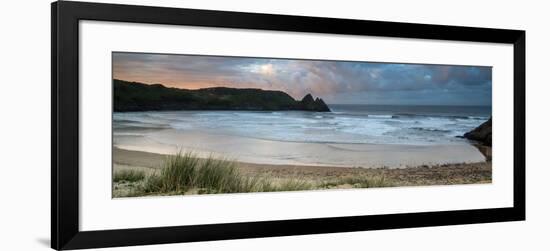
[113, 79, 331, 112]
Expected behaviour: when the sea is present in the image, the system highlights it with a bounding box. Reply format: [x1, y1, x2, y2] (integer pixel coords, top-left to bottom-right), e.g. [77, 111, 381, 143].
[113, 104, 491, 146]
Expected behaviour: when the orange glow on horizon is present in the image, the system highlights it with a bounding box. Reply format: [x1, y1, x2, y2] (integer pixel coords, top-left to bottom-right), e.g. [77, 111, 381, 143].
[114, 76, 288, 93]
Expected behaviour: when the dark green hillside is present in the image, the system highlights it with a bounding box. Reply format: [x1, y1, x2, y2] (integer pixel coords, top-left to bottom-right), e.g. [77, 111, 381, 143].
[114, 79, 330, 112]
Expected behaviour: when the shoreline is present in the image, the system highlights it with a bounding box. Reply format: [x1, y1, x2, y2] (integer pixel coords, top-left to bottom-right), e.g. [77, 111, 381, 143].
[113, 147, 492, 197]
[114, 129, 486, 169]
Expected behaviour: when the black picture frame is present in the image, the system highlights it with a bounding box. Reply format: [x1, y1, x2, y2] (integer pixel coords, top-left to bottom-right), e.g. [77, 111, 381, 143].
[51, 1, 525, 250]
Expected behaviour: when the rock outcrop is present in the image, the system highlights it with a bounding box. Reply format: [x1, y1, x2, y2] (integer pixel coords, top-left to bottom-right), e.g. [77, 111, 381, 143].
[464, 118, 492, 146]
[299, 94, 331, 112]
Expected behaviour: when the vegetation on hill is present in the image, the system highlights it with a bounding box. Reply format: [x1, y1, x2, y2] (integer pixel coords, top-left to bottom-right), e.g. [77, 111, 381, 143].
[114, 79, 330, 112]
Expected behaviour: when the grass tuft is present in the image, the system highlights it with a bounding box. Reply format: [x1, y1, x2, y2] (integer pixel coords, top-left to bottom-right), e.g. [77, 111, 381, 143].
[114, 151, 395, 197]
[113, 169, 146, 183]
[157, 151, 200, 193]
[140, 152, 264, 195]
[195, 156, 241, 193]
[277, 179, 313, 191]
[322, 175, 393, 188]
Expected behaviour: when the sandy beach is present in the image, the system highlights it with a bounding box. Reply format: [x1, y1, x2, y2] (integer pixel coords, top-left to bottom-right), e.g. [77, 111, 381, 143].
[114, 129, 486, 169]
[113, 147, 491, 197]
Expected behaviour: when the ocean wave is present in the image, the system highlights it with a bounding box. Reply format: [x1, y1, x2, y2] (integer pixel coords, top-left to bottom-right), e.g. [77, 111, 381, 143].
[391, 113, 488, 120]
[331, 112, 488, 121]
[367, 114, 394, 119]
[114, 109, 488, 146]
[410, 127, 452, 133]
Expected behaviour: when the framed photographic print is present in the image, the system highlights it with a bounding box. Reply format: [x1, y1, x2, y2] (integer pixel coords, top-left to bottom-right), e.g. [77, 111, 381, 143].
[51, 1, 525, 250]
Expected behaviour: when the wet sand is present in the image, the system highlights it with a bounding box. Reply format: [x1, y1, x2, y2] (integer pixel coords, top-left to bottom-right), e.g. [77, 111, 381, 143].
[114, 129, 486, 168]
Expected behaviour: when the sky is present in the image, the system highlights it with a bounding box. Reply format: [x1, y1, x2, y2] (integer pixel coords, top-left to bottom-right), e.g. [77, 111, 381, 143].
[113, 52, 492, 106]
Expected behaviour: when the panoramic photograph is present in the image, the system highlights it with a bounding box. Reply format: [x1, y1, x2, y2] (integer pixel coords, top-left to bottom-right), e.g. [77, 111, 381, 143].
[112, 52, 492, 198]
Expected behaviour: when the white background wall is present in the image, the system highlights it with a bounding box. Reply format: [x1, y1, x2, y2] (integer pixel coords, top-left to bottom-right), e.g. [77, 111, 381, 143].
[1, 0, 547, 250]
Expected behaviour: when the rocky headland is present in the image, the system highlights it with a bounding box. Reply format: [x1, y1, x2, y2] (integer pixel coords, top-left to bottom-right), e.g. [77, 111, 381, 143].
[114, 79, 331, 112]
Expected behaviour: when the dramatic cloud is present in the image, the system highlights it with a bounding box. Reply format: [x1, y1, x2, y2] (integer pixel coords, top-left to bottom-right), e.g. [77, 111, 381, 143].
[113, 52, 492, 106]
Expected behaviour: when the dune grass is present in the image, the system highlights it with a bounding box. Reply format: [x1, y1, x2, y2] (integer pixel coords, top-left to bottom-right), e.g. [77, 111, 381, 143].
[134, 151, 316, 195]
[114, 151, 393, 197]
[113, 169, 146, 183]
[130, 152, 264, 195]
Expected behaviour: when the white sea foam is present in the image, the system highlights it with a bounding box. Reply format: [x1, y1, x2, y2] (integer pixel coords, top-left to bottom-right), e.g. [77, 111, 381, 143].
[113, 105, 490, 146]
